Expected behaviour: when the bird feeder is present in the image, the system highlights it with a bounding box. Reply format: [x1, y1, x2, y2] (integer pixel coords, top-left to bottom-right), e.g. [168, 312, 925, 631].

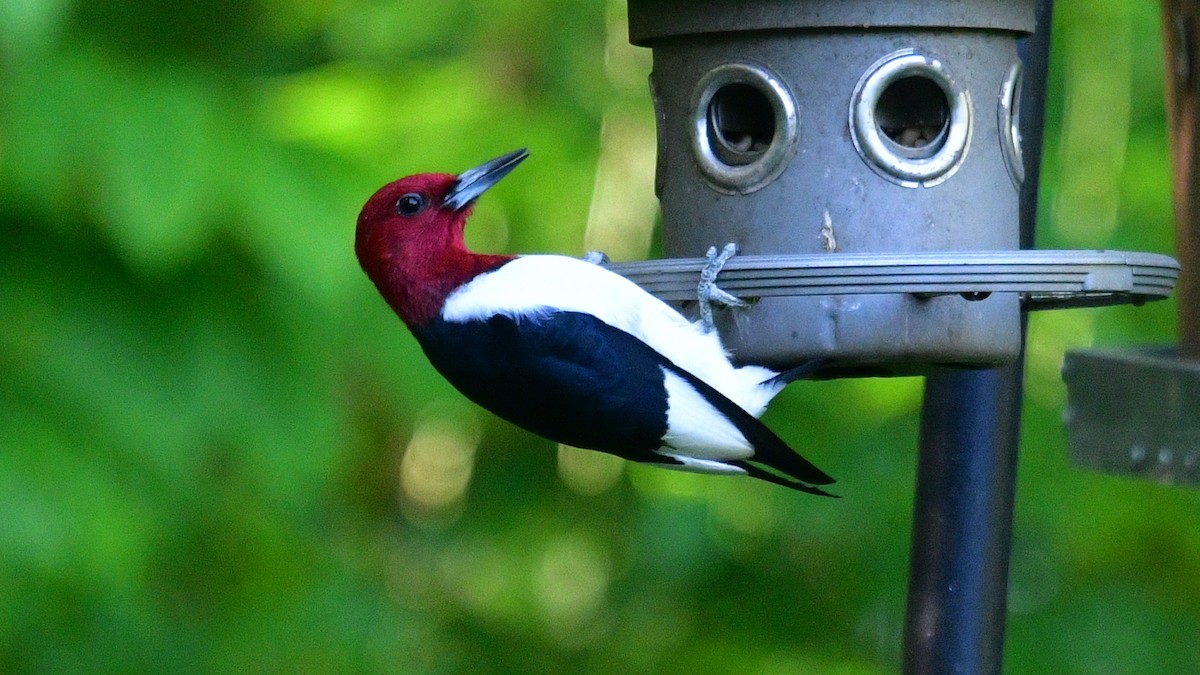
[602, 2, 1187, 671]
[612, 0, 1178, 375]
[606, 1, 1184, 671]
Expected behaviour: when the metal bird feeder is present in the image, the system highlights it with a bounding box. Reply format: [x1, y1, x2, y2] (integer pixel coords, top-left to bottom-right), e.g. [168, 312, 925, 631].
[614, 0, 1177, 375]
[610, 1, 1183, 673]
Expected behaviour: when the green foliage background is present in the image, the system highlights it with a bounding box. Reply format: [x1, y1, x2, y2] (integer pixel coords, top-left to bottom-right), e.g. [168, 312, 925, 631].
[1, 0, 1195, 672]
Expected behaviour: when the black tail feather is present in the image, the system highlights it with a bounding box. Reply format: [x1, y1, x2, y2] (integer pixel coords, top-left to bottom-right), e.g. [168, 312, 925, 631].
[762, 357, 834, 388]
[737, 462, 840, 497]
[662, 362, 836, 489]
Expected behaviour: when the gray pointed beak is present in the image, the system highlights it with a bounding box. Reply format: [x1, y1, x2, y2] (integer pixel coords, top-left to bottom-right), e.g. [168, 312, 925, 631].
[443, 148, 529, 210]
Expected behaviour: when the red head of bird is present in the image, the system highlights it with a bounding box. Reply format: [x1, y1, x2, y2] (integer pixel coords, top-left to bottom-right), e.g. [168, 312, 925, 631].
[355, 149, 529, 326]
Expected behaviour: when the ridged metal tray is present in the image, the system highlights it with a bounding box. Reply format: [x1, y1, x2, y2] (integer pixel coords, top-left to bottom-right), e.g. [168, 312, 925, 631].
[607, 250, 1179, 310]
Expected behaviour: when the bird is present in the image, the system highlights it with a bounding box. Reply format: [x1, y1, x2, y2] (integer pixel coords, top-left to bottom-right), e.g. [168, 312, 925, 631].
[355, 148, 836, 495]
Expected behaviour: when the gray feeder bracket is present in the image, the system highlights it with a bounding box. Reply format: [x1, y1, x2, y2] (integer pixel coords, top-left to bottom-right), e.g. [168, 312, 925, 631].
[1063, 348, 1200, 485]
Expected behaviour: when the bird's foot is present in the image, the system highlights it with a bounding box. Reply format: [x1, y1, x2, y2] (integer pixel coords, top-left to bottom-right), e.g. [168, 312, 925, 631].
[583, 250, 610, 266]
[698, 243, 748, 332]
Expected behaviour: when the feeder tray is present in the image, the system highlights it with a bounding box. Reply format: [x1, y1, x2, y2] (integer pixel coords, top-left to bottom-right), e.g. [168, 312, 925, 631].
[609, 249, 1179, 310]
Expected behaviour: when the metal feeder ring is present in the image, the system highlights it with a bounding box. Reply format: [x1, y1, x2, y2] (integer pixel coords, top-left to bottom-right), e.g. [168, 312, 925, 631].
[607, 250, 1179, 311]
[998, 60, 1025, 187]
[690, 62, 799, 194]
[850, 50, 972, 187]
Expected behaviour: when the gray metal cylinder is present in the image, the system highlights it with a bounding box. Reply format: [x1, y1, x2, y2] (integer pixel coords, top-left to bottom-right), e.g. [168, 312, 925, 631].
[630, 0, 1036, 373]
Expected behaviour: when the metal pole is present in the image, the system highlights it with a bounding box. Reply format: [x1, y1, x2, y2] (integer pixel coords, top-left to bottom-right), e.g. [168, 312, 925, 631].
[903, 367, 1024, 674]
[901, 2, 1052, 673]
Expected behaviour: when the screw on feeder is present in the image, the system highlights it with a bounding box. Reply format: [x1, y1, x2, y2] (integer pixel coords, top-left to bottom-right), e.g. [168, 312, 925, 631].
[1130, 444, 1149, 470]
[1159, 446, 1175, 468]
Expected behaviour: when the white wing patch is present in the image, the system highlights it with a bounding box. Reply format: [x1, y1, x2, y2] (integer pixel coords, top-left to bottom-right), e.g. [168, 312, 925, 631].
[652, 455, 748, 476]
[441, 255, 782, 416]
[659, 368, 753, 461]
[442, 255, 683, 330]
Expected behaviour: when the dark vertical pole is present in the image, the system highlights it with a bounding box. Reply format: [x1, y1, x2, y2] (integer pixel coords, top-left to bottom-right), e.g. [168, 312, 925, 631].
[1017, 1, 1053, 253]
[901, 2, 1052, 673]
[903, 368, 1024, 674]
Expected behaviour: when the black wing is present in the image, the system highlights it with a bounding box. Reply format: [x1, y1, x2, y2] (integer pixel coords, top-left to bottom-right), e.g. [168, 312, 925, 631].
[412, 310, 836, 495]
[413, 311, 670, 459]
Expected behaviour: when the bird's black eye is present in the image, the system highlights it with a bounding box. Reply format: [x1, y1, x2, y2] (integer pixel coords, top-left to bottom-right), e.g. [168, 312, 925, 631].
[396, 193, 427, 216]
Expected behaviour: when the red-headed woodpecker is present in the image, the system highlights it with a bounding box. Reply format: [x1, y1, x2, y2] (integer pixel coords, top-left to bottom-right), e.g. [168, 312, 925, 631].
[355, 149, 835, 495]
